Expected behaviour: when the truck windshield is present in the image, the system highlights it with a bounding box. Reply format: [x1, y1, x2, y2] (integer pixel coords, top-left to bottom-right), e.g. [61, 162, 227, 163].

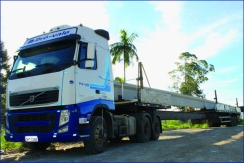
[9, 40, 76, 80]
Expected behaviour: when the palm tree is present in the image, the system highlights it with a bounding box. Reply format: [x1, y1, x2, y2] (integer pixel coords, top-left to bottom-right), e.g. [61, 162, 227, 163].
[110, 29, 139, 82]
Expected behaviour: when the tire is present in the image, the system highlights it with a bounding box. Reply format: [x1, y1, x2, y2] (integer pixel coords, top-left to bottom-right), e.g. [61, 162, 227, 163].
[214, 123, 220, 127]
[150, 117, 161, 140]
[208, 119, 214, 127]
[109, 137, 123, 142]
[226, 117, 233, 127]
[84, 116, 108, 154]
[27, 142, 50, 151]
[234, 117, 238, 126]
[129, 135, 138, 143]
[136, 116, 151, 143]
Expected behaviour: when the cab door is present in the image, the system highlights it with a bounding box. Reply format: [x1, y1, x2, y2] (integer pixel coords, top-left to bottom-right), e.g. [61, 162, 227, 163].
[75, 42, 101, 104]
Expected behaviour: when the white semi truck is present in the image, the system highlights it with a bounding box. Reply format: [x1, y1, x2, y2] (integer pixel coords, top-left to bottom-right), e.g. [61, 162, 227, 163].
[4, 24, 241, 154]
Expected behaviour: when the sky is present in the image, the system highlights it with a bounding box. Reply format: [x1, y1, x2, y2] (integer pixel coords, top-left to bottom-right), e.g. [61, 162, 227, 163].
[1, 1, 243, 106]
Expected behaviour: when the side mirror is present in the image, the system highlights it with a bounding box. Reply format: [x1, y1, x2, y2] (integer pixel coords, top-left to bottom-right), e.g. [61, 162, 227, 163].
[14, 55, 18, 61]
[85, 60, 94, 68]
[87, 43, 95, 59]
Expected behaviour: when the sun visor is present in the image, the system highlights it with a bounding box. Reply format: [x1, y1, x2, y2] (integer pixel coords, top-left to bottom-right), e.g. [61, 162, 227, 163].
[17, 34, 81, 51]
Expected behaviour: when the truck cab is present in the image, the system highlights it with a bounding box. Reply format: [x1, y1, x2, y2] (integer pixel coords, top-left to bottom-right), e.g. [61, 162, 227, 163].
[5, 24, 115, 153]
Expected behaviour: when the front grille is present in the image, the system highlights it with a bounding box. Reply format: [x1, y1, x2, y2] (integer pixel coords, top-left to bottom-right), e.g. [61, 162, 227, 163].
[11, 113, 56, 134]
[10, 90, 59, 106]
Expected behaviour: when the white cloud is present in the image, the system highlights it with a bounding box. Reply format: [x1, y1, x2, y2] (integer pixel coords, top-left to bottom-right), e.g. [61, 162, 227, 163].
[152, 1, 183, 31]
[191, 29, 237, 59]
[1, 1, 109, 63]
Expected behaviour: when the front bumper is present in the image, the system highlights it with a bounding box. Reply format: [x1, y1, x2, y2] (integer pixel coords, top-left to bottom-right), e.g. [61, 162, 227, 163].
[4, 131, 90, 142]
[5, 106, 91, 143]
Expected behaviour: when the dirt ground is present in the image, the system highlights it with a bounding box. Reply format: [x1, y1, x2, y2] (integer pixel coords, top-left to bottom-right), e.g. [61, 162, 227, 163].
[1, 126, 243, 162]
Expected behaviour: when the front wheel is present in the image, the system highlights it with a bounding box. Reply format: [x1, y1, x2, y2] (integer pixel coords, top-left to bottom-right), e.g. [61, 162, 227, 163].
[84, 116, 108, 154]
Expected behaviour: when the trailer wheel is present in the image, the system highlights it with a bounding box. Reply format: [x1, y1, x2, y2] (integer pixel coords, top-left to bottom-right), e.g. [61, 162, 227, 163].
[84, 116, 108, 154]
[208, 120, 213, 127]
[214, 123, 220, 127]
[129, 135, 138, 143]
[27, 142, 50, 151]
[226, 117, 233, 127]
[150, 117, 161, 140]
[136, 116, 151, 143]
[234, 117, 238, 126]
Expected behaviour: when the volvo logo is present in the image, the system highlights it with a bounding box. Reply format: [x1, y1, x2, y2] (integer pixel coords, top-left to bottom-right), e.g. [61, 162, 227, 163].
[20, 91, 45, 106]
[29, 95, 35, 102]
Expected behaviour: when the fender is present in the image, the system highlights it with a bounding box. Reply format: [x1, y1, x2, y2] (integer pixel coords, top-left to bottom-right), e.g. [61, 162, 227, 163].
[90, 103, 114, 138]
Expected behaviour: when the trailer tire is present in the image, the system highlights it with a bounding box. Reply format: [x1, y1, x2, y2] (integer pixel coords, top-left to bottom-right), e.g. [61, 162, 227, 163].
[234, 117, 238, 126]
[208, 119, 214, 127]
[129, 135, 138, 143]
[214, 123, 220, 127]
[150, 117, 161, 140]
[231, 116, 237, 126]
[84, 116, 108, 154]
[136, 116, 151, 143]
[27, 142, 50, 151]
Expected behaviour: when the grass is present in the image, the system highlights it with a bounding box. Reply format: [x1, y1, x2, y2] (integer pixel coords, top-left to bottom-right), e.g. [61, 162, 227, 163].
[162, 120, 209, 130]
[1, 127, 23, 151]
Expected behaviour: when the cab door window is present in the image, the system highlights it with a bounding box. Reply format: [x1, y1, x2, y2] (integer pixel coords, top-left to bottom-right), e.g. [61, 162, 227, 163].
[78, 43, 97, 70]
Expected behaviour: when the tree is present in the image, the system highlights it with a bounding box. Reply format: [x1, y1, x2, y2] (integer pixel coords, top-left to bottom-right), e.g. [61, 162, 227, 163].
[1, 41, 11, 111]
[168, 52, 215, 111]
[114, 77, 124, 83]
[110, 29, 139, 82]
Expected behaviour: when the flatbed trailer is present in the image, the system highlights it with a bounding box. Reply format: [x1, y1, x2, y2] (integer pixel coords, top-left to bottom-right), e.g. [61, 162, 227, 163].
[112, 62, 241, 128]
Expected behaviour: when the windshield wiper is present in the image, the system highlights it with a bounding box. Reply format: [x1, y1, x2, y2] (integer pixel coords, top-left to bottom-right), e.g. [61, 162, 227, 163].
[35, 63, 53, 67]
[12, 66, 26, 73]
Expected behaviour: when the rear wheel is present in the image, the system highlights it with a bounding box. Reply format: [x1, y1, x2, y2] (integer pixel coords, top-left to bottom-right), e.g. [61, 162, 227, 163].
[84, 116, 108, 154]
[27, 142, 50, 151]
[214, 123, 220, 127]
[129, 135, 138, 143]
[136, 116, 151, 143]
[150, 117, 161, 140]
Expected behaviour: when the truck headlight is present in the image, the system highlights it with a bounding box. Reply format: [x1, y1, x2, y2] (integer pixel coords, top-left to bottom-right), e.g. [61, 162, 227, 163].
[59, 110, 70, 126]
[5, 113, 9, 128]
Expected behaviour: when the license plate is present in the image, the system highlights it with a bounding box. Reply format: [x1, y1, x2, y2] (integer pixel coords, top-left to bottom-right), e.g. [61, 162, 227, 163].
[25, 136, 38, 142]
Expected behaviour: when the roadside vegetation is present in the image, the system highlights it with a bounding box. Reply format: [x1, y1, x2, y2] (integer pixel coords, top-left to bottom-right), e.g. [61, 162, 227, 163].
[1, 128, 23, 151]
[162, 120, 209, 130]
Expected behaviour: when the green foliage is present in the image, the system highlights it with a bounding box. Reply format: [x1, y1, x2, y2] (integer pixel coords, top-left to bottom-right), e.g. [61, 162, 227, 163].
[1, 128, 23, 150]
[161, 120, 209, 130]
[1, 41, 11, 110]
[168, 52, 215, 111]
[110, 29, 139, 82]
[168, 52, 215, 99]
[114, 77, 124, 83]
